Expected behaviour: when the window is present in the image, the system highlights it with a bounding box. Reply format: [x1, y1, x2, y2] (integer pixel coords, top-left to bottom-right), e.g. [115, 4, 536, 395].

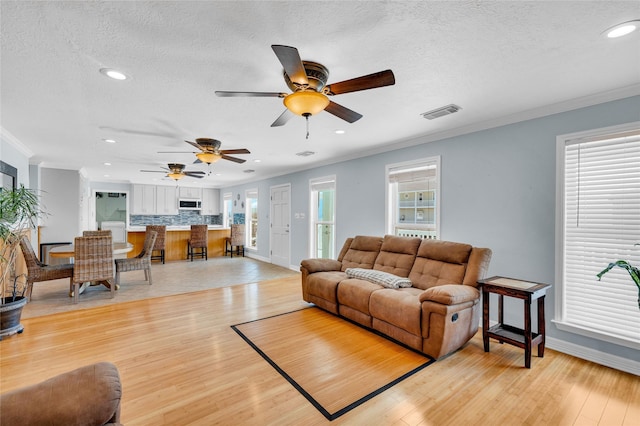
[245, 189, 258, 249]
[386, 157, 440, 240]
[223, 192, 232, 226]
[310, 176, 336, 258]
[555, 122, 640, 349]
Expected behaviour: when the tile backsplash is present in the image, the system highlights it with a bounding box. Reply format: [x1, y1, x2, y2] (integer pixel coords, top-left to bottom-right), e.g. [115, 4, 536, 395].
[130, 210, 222, 226]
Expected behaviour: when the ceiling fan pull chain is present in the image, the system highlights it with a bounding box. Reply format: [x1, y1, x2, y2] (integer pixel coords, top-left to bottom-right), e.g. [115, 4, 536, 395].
[304, 113, 310, 139]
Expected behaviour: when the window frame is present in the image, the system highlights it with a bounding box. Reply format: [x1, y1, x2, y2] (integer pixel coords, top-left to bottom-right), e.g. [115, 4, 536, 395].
[309, 175, 336, 259]
[554, 121, 640, 350]
[385, 156, 441, 240]
[245, 188, 258, 249]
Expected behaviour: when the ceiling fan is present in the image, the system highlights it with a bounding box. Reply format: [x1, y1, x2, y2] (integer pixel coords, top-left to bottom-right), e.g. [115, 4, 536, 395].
[140, 163, 206, 181]
[215, 45, 395, 133]
[159, 138, 250, 165]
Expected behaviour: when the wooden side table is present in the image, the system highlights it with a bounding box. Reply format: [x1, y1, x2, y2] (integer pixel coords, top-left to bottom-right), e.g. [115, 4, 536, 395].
[478, 276, 551, 368]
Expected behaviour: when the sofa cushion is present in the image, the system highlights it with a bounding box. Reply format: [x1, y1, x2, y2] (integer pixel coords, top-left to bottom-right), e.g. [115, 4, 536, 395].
[306, 271, 348, 303]
[409, 240, 473, 290]
[372, 235, 421, 277]
[369, 288, 424, 336]
[340, 236, 383, 271]
[345, 268, 412, 289]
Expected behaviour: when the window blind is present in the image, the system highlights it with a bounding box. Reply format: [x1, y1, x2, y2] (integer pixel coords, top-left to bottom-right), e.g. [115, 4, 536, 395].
[562, 130, 640, 344]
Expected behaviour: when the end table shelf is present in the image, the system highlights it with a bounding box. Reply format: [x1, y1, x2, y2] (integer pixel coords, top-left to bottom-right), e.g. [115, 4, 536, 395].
[479, 276, 551, 368]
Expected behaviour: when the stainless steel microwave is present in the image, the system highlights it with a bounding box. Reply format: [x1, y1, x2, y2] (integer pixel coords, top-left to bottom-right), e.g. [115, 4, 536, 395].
[179, 199, 202, 210]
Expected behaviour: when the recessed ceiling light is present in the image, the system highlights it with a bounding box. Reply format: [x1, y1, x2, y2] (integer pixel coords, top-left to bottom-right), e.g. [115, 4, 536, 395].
[215, 173, 221, 176]
[104, 162, 111, 166]
[296, 151, 315, 157]
[244, 169, 255, 173]
[99, 68, 128, 80]
[103, 139, 116, 143]
[603, 20, 640, 38]
[103, 174, 110, 178]
[254, 159, 261, 163]
[335, 130, 345, 134]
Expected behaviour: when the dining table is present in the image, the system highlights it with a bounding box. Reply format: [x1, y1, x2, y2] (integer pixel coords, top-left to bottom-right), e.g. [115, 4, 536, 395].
[49, 242, 134, 296]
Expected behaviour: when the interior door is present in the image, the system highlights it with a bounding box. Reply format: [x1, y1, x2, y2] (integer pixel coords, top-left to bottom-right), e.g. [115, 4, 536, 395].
[270, 184, 290, 268]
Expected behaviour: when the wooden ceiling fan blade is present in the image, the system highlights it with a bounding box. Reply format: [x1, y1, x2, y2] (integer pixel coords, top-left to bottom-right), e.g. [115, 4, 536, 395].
[271, 45, 308, 86]
[185, 140, 205, 150]
[184, 171, 206, 177]
[271, 109, 294, 127]
[324, 101, 363, 123]
[220, 148, 250, 155]
[221, 155, 246, 164]
[325, 70, 395, 95]
[215, 91, 286, 98]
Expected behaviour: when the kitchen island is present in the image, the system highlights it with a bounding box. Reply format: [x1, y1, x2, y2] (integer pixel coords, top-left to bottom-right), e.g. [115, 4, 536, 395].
[127, 226, 230, 261]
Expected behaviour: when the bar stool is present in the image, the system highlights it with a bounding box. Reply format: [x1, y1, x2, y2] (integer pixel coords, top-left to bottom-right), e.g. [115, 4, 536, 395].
[187, 224, 208, 261]
[146, 225, 166, 264]
[225, 224, 245, 258]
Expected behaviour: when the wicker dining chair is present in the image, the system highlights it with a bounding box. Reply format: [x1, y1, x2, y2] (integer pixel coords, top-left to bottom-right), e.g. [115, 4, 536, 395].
[146, 225, 166, 264]
[83, 230, 112, 237]
[18, 236, 74, 301]
[187, 225, 208, 261]
[72, 235, 115, 303]
[115, 230, 156, 286]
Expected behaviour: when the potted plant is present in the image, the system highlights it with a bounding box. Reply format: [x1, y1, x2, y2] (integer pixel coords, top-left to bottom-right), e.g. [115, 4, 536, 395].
[597, 244, 640, 310]
[0, 185, 42, 338]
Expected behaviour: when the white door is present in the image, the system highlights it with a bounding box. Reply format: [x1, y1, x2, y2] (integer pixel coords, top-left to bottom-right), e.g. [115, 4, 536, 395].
[270, 184, 290, 268]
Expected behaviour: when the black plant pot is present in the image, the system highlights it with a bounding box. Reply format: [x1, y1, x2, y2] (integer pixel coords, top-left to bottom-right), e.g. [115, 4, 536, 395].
[0, 296, 27, 340]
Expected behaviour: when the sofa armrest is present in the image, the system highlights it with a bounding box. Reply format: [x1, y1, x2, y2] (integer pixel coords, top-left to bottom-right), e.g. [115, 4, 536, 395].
[300, 258, 342, 273]
[419, 284, 480, 305]
[0, 362, 122, 426]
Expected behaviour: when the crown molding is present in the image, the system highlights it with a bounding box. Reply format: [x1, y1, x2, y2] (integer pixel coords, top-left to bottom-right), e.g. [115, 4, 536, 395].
[1, 126, 34, 157]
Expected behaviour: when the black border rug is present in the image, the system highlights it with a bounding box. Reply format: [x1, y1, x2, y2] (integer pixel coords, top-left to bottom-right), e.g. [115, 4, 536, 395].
[231, 308, 435, 421]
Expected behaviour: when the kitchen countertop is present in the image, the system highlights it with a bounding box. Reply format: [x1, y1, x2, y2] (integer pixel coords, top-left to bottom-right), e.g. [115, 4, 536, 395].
[128, 225, 228, 232]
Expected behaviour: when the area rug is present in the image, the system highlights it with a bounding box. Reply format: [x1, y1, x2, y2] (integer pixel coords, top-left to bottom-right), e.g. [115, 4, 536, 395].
[232, 307, 435, 420]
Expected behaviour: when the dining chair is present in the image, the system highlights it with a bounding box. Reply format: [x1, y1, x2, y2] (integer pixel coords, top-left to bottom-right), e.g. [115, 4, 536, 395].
[146, 225, 166, 264]
[115, 230, 156, 286]
[225, 224, 245, 258]
[83, 230, 112, 237]
[18, 236, 74, 301]
[187, 225, 208, 261]
[72, 235, 115, 303]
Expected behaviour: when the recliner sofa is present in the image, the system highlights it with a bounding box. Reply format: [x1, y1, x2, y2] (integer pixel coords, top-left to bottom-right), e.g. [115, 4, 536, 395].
[301, 235, 492, 359]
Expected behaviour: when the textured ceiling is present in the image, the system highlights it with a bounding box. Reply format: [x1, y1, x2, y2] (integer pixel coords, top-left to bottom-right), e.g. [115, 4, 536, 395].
[2, 1, 639, 187]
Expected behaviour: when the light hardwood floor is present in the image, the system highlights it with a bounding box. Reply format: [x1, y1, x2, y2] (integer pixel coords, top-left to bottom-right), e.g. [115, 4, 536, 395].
[1, 274, 638, 425]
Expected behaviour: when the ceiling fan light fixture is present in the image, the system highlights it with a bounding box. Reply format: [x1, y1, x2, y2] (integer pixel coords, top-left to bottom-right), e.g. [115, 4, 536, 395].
[168, 172, 184, 181]
[603, 20, 640, 38]
[196, 152, 222, 164]
[283, 91, 330, 116]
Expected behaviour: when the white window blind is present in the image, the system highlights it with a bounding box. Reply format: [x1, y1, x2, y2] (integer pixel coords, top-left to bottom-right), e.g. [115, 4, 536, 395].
[560, 127, 640, 346]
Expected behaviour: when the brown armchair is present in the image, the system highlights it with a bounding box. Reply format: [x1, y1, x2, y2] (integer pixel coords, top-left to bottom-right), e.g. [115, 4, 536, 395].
[187, 224, 208, 261]
[18, 236, 74, 301]
[115, 230, 156, 285]
[72, 235, 115, 303]
[0, 362, 122, 426]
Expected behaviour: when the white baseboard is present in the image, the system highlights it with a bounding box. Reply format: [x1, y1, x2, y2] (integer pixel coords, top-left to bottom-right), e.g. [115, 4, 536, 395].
[546, 337, 640, 376]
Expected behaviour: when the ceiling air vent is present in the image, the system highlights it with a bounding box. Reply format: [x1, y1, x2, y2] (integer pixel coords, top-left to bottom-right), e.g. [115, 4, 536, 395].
[296, 151, 315, 157]
[421, 104, 462, 120]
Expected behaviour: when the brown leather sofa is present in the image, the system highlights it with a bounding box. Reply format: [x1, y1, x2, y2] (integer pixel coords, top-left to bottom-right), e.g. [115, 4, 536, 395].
[301, 235, 492, 359]
[0, 362, 122, 426]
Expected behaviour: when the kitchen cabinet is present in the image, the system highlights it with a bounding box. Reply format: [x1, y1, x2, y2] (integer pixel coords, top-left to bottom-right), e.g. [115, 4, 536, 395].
[156, 185, 178, 215]
[131, 184, 156, 215]
[201, 188, 220, 215]
[179, 186, 202, 199]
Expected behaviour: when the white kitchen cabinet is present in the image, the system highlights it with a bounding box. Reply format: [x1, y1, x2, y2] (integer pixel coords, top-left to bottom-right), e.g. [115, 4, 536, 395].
[131, 184, 156, 215]
[179, 186, 202, 199]
[156, 185, 178, 215]
[201, 188, 220, 215]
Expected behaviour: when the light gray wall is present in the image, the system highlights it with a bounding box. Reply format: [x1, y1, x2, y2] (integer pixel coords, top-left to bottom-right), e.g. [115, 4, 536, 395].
[40, 168, 80, 243]
[223, 95, 640, 363]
